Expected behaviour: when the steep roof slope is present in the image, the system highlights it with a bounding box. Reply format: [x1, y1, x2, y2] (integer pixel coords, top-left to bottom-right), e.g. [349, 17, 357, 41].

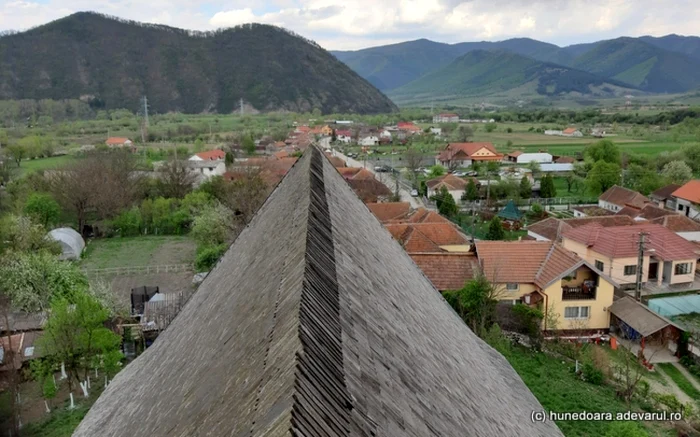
[672, 180, 700, 204]
[0, 12, 397, 114]
[599, 185, 649, 208]
[73, 147, 562, 436]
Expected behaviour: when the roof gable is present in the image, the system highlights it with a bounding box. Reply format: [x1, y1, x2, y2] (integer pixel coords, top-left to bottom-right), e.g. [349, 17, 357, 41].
[672, 180, 700, 204]
[599, 185, 649, 208]
[366, 202, 411, 222]
[650, 184, 681, 200]
[195, 149, 226, 160]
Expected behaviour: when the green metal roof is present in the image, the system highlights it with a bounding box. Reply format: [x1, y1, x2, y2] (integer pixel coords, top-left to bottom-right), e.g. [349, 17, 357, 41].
[498, 200, 523, 221]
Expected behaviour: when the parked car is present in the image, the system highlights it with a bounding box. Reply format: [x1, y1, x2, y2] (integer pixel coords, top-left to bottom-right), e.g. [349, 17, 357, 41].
[374, 166, 384, 172]
[410, 189, 419, 197]
[453, 171, 467, 177]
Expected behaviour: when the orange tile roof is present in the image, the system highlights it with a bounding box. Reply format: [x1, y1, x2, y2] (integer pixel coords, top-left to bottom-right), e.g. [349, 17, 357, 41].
[352, 168, 376, 181]
[196, 149, 226, 161]
[367, 202, 411, 222]
[337, 167, 361, 178]
[475, 241, 583, 288]
[507, 151, 524, 157]
[437, 142, 503, 162]
[562, 128, 578, 134]
[599, 185, 649, 208]
[105, 137, 131, 145]
[273, 150, 289, 160]
[385, 222, 469, 253]
[672, 180, 700, 204]
[554, 156, 575, 164]
[527, 215, 636, 241]
[410, 253, 478, 291]
[426, 174, 469, 190]
[562, 223, 698, 261]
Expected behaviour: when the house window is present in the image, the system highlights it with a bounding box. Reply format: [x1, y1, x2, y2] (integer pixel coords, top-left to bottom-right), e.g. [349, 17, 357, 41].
[564, 306, 590, 319]
[595, 260, 604, 272]
[678, 204, 684, 211]
[506, 283, 519, 291]
[675, 263, 692, 275]
[624, 265, 637, 276]
[507, 299, 522, 305]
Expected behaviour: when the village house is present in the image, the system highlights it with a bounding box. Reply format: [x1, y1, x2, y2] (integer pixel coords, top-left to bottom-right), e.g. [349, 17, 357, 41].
[185, 160, 226, 179]
[671, 180, 700, 220]
[553, 156, 576, 164]
[426, 174, 475, 200]
[562, 223, 698, 289]
[572, 206, 615, 218]
[598, 185, 649, 212]
[335, 129, 353, 143]
[385, 222, 471, 253]
[378, 128, 392, 139]
[189, 149, 226, 161]
[397, 121, 422, 134]
[562, 127, 583, 137]
[105, 137, 133, 148]
[435, 142, 503, 168]
[649, 184, 681, 210]
[429, 127, 442, 136]
[410, 252, 478, 292]
[358, 135, 379, 146]
[650, 214, 700, 242]
[504, 151, 553, 164]
[433, 113, 459, 123]
[476, 241, 617, 332]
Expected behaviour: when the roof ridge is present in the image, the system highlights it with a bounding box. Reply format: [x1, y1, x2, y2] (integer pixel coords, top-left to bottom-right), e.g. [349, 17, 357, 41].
[534, 243, 556, 284]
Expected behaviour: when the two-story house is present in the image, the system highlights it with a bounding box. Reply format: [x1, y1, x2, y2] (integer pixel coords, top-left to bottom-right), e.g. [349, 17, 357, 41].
[190, 149, 226, 161]
[671, 180, 700, 220]
[435, 142, 503, 168]
[433, 113, 459, 123]
[562, 223, 698, 289]
[475, 241, 617, 333]
[598, 185, 649, 212]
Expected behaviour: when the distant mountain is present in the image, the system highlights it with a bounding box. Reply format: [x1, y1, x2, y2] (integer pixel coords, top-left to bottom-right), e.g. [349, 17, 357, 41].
[332, 37, 573, 91]
[0, 12, 397, 114]
[388, 50, 635, 105]
[639, 34, 700, 61]
[569, 38, 700, 93]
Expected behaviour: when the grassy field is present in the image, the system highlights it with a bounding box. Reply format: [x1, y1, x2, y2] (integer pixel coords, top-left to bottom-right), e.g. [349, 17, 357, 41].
[80, 235, 196, 270]
[18, 155, 76, 175]
[501, 345, 671, 436]
[657, 363, 700, 400]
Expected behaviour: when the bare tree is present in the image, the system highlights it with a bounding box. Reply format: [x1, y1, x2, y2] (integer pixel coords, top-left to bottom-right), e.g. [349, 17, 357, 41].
[156, 159, 197, 199]
[404, 146, 423, 184]
[216, 168, 269, 227]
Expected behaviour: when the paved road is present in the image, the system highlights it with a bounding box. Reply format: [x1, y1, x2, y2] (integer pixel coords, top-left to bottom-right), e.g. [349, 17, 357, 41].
[333, 151, 423, 209]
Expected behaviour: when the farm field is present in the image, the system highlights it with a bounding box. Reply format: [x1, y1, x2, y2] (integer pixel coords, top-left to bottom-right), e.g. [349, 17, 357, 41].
[80, 235, 196, 270]
[17, 155, 76, 175]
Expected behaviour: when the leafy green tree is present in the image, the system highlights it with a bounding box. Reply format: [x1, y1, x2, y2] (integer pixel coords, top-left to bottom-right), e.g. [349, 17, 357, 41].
[427, 165, 446, 178]
[438, 190, 458, 217]
[443, 274, 498, 337]
[192, 203, 236, 246]
[471, 161, 483, 174]
[564, 173, 583, 193]
[584, 139, 621, 164]
[30, 359, 58, 412]
[419, 180, 428, 197]
[485, 217, 505, 241]
[486, 161, 500, 174]
[527, 161, 541, 180]
[195, 244, 227, 271]
[0, 215, 60, 255]
[485, 122, 497, 133]
[0, 251, 88, 312]
[681, 143, 700, 172]
[193, 138, 204, 152]
[586, 161, 621, 195]
[242, 134, 255, 155]
[540, 174, 557, 198]
[623, 164, 663, 195]
[661, 160, 693, 185]
[430, 186, 450, 211]
[463, 178, 479, 201]
[455, 125, 474, 142]
[519, 176, 532, 199]
[24, 193, 61, 228]
[6, 143, 28, 167]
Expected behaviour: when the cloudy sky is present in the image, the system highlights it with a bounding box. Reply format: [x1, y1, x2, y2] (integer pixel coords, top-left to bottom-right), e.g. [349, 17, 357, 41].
[1, 0, 699, 50]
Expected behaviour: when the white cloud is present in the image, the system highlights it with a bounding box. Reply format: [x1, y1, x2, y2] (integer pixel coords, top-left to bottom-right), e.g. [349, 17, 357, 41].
[1, 0, 700, 50]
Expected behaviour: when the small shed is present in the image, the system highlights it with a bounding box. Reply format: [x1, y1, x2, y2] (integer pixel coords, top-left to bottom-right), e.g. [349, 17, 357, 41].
[497, 200, 523, 222]
[47, 228, 85, 260]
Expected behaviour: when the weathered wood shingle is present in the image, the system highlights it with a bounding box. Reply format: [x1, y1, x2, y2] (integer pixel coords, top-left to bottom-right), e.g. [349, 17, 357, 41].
[73, 147, 561, 437]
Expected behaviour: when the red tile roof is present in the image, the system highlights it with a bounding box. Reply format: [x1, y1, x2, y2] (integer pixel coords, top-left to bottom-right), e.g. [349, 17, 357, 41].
[336, 129, 352, 137]
[105, 137, 131, 145]
[410, 253, 478, 291]
[385, 222, 469, 253]
[562, 223, 698, 261]
[572, 206, 615, 217]
[599, 185, 649, 208]
[554, 156, 575, 164]
[475, 241, 583, 288]
[195, 149, 226, 161]
[273, 150, 289, 160]
[347, 179, 392, 202]
[367, 202, 411, 222]
[436, 142, 503, 162]
[672, 180, 700, 204]
[426, 174, 469, 190]
[650, 214, 700, 233]
[562, 128, 578, 134]
[636, 204, 676, 220]
[527, 216, 636, 241]
[507, 151, 523, 158]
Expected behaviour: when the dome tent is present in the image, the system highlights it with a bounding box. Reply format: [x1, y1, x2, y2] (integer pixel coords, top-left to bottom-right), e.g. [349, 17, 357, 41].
[47, 228, 85, 260]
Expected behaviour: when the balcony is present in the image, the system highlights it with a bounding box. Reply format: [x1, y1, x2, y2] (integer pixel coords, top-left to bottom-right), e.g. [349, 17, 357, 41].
[562, 285, 597, 301]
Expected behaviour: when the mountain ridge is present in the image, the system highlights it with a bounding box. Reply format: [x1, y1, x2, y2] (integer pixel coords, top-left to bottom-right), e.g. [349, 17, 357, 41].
[0, 12, 397, 114]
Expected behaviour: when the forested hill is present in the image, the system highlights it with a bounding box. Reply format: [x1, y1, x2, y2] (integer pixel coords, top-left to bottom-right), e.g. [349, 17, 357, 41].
[0, 12, 397, 114]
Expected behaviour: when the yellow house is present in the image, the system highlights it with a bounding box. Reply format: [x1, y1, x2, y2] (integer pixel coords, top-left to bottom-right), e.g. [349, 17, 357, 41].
[475, 241, 618, 332]
[562, 223, 698, 289]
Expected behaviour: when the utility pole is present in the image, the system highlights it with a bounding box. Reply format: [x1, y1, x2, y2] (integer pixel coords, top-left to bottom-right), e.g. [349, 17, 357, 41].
[140, 96, 149, 143]
[240, 98, 244, 116]
[634, 232, 648, 301]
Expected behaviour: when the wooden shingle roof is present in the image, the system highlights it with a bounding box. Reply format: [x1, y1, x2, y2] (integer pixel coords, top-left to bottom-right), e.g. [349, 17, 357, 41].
[73, 147, 562, 437]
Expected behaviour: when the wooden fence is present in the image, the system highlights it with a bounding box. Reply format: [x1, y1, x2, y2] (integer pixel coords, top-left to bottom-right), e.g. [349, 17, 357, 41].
[83, 263, 194, 278]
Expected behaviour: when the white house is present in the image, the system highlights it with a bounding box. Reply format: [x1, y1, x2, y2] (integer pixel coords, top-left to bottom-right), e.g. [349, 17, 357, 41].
[598, 185, 649, 212]
[544, 130, 562, 136]
[105, 137, 133, 148]
[515, 153, 553, 164]
[190, 150, 226, 161]
[186, 160, 226, 179]
[430, 127, 442, 136]
[433, 113, 459, 123]
[562, 128, 583, 137]
[671, 180, 700, 220]
[359, 136, 379, 146]
[379, 129, 392, 139]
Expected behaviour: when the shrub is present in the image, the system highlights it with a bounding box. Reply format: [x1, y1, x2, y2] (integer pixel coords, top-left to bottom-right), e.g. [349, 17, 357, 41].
[195, 244, 227, 272]
[111, 207, 142, 237]
[604, 421, 647, 437]
[650, 393, 683, 412]
[582, 362, 604, 385]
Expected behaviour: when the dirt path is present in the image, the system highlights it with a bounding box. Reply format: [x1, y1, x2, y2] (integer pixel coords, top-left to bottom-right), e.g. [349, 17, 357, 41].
[653, 367, 694, 405]
[672, 362, 700, 392]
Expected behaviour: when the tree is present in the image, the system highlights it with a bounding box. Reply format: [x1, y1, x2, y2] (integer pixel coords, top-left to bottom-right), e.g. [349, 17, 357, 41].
[156, 159, 198, 199]
[519, 176, 532, 199]
[242, 134, 255, 155]
[430, 186, 450, 211]
[485, 217, 505, 240]
[0, 251, 89, 313]
[216, 169, 269, 227]
[443, 273, 499, 337]
[0, 214, 60, 255]
[438, 189, 458, 217]
[486, 161, 500, 175]
[427, 165, 446, 178]
[191, 203, 236, 246]
[661, 160, 693, 185]
[564, 173, 583, 193]
[455, 125, 474, 142]
[463, 178, 479, 201]
[623, 164, 663, 195]
[527, 160, 541, 180]
[540, 174, 557, 198]
[24, 193, 61, 228]
[681, 143, 700, 173]
[586, 161, 621, 195]
[404, 146, 423, 183]
[584, 139, 621, 164]
[193, 138, 204, 152]
[6, 143, 28, 167]
[485, 122, 497, 133]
